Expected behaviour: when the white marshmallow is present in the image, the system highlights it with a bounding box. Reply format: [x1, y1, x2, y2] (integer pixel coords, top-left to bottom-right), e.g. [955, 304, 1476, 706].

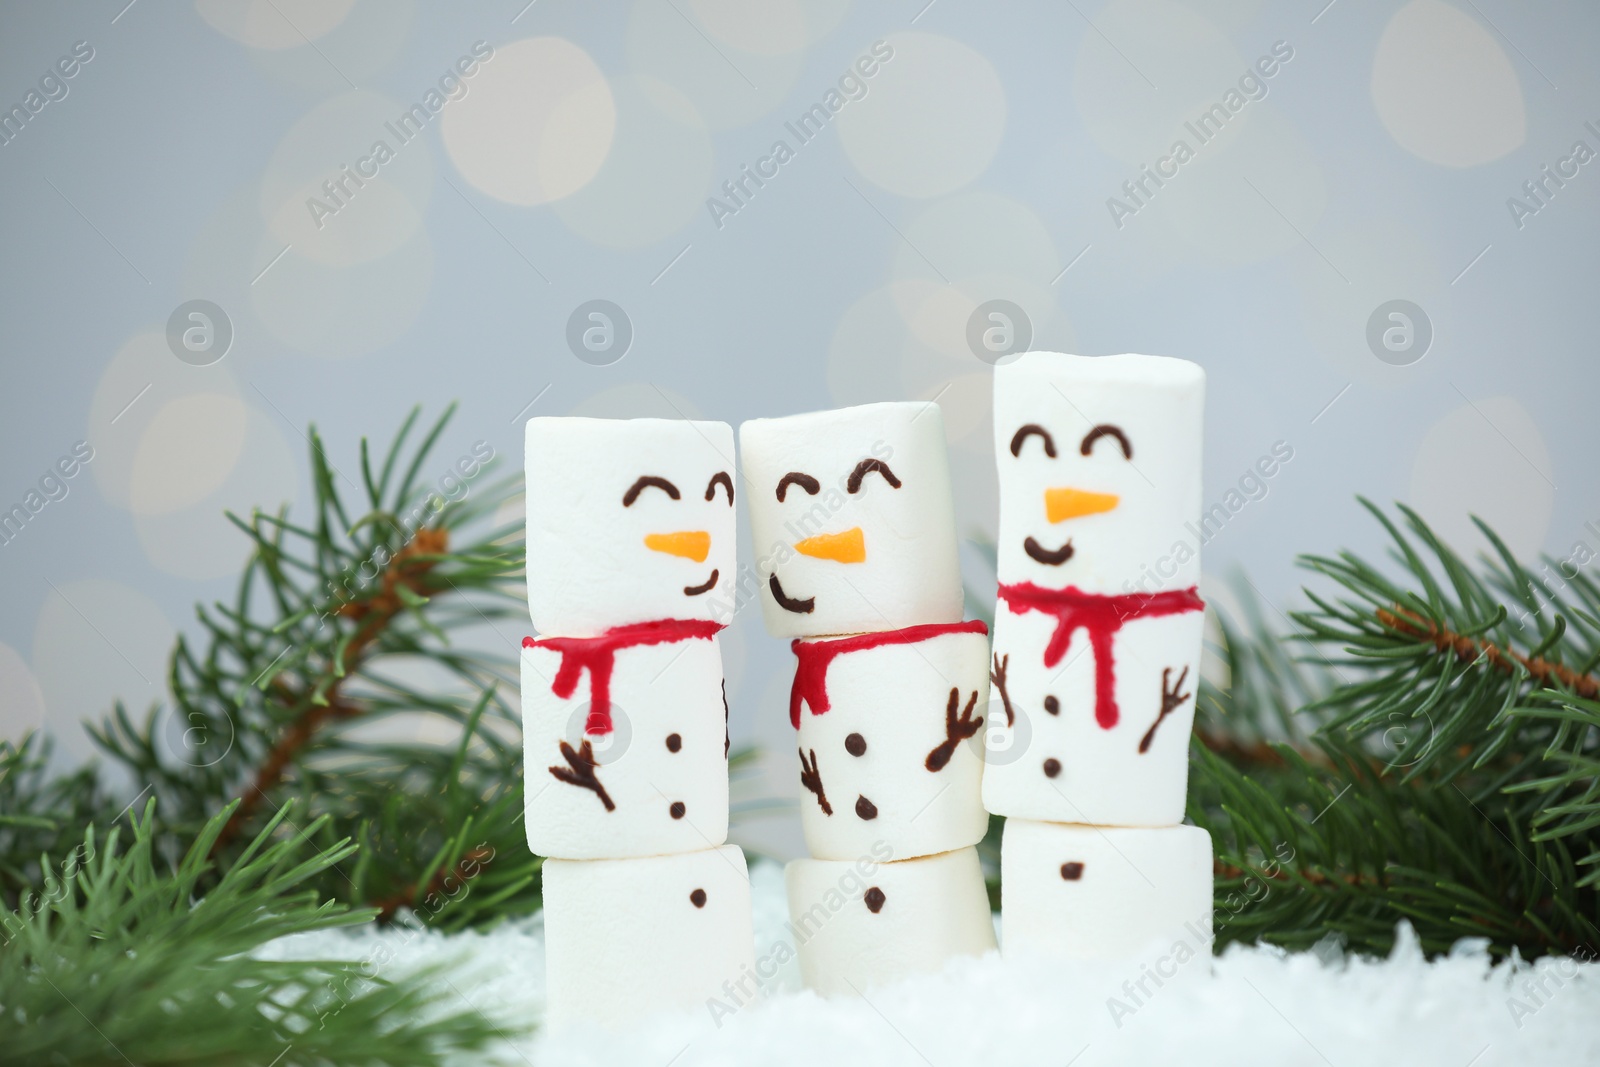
[543, 845, 756, 1030]
[982, 606, 1203, 826]
[522, 633, 728, 859]
[525, 417, 737, 636]
[785, 847, 996, 997]
[1000, 820, 1213, 962]
[791, 625, 990, 861]
[992, 352, 1204, 595]
[739, 402, 964, 639]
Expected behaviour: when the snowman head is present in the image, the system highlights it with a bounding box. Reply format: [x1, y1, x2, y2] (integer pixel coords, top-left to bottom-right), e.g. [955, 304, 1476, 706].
[525, 416, 737, 636]
[739, 402, 964, 639]
[992, 352, 1204, 594]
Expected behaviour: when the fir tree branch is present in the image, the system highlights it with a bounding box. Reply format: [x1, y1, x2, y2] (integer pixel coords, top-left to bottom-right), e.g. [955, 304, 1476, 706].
[1192, 500, 1600, 959]
[0, 735, 107, 909]
[75, 406, 540, 927]
[1, 799, 514, 1067]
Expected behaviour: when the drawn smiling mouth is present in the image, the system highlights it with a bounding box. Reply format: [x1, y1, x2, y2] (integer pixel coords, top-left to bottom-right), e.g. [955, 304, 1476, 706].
[1024, 536, 1075, 566]
[768, 573, 815, 614]
[684, 569, 719, 596]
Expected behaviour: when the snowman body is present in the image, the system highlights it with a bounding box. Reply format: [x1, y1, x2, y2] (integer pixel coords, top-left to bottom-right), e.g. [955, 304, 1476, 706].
[522, 631, 729, 859]
[986, 352, 1214, 964]
[790, 623, 991, 861]
[983, 590, 1204, 826]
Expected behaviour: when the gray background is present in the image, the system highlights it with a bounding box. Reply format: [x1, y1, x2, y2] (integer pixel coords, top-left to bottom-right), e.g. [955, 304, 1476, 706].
[0, 0, 1595, 858]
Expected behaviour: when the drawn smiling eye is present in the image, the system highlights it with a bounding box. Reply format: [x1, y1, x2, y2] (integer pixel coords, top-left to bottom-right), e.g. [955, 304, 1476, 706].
[846, 458, 900, 494]
[776, 472, 820, 502]
[622, 475, 680, 506]
[705, 471, 734, 505]
[1080, 424, 1132, 459]
[1009, 424, 1056, 458]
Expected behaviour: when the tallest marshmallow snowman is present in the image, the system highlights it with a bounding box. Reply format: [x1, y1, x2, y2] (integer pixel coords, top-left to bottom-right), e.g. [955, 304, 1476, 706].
[983, 353, 1206, 827]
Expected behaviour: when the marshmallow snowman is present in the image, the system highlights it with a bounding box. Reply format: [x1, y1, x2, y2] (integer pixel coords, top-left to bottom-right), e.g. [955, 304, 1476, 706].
[525, 416, 754, 1033]
[789, 624, 991, 861]
[999, 820, 1212, 962]
[983, 353, 1206, 826]
[739, 402, 963, 639]
[543, 845, 756, 1029]
[742, 401, 996, 995]
[525, 417, 737, 637]
[786, 846, 996, 997]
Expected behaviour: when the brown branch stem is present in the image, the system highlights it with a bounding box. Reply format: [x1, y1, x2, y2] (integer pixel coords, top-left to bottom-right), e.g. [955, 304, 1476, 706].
[371, 845, 495, 921]
[1213, 859, 1385, 889]
[214, 527, 450, 853]
[1377, 606, 1599, 699]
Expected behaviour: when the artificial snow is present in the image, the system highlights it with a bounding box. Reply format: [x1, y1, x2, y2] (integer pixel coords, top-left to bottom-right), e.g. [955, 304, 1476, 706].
[259, 861, 1600, 1066]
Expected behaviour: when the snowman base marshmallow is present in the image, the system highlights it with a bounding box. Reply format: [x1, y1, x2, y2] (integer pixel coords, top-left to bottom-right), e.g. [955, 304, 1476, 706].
[1000, 820, 1212, 962]
[522, 629, 728, 859]
[786, 847, 996, 997]
[792, 622, 991, 861]
[543, 845, 756, 1030]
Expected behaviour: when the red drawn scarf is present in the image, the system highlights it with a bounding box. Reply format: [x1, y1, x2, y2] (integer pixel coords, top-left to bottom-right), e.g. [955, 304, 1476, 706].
[996, 582, 1203, 729]
[523, 619, 724, 734]
[789, 620, 990, 728]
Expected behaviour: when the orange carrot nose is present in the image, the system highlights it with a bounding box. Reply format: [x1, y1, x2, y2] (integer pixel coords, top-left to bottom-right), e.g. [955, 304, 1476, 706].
[793, 527, 866, 563]
[1045, 487, 1119, 523]
[644, 531, 711, 562]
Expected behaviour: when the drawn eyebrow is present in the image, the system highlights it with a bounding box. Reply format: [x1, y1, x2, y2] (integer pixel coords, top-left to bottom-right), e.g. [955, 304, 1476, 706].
[1009, 424, 1056, 458]
[1080, 424, 1133, 460]
[847, 458, 902, 494]
[776, 472, 820, 502]
[622, 475, 680, 506]
[705, 471, 734, 505]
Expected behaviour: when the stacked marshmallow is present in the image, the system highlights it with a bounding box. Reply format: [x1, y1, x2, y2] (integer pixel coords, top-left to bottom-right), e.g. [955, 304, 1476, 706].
[521, 417, 754, 1029]
[984, 353, 1214, 961]
[740, 402, 996, 997]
